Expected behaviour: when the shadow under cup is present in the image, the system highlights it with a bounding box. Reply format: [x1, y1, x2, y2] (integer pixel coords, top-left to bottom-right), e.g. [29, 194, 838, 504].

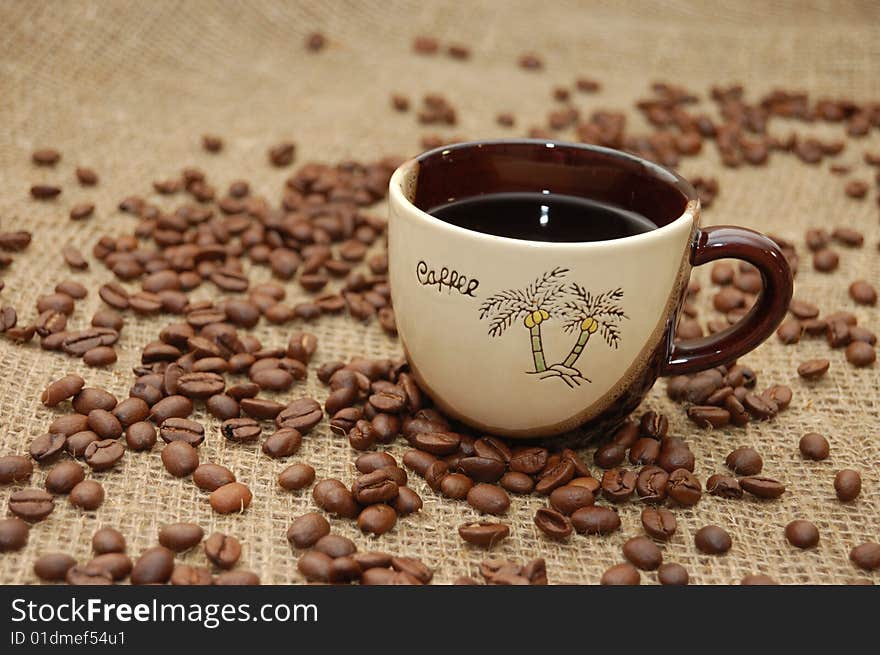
[391, 140, 790, 442]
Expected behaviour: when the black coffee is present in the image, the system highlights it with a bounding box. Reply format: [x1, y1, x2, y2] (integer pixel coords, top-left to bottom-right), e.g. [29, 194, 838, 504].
[428, 192, 656, 242]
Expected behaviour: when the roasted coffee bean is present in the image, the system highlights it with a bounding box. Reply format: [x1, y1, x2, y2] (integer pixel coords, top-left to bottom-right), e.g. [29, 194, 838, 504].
[150, 395, 194, 424]
[458, 456, 506, 483]
[66, 483, 101, 511]
[354, 452, 397, 474]
[549, 484, 594, 515]
[209, 481, 252, 514]
[600, 468, 637, 502]
[125, 422, 156, 451]
[706, 474, 743, 499]
[799, 432, 830, 460]
[203, 532, 242, 569]
[623, 536, 663, 570]
[571, 505, 620, 535]
[87, 409, 123, 439]
[287, 513, 330, 549]
[509, 447, 548, 474]
[112, 397, 149, 427]
[402, 449, 436, 476]
[639, 411, 668, 439]
[84, 439, 125, 471]
[467, 483, 510, 515]
[439, 473, 473, 499]
[797, 358, 830, 379]
[535, 459, 575, 494]
[534, 507, 573, 540]
[500, 471, 534, 494]
[740, 476, 785, 499]
[656, 563, 689, 586]
[846, 341, 876, 367]
[176, 372, 225, 399]
[685, 374, 721, 404]
[313, 479, 359, 518]
[298, 550, 333, 582]
[850, 543, 880, 571]
[629, 438, 660, 465]
[726, 446, 763, 475]
[92, 527, 125, 554]
[776, 319, 802, 344]
[34, 552, 77, 581]
[159, 523, 204, 552]
[813, 248, 839, 271]
[41, 374, 85, 407]
[0, 455, 33, 484]
[130, 546, 174, 584]
[9, 488, 55, 522]
[73, 388, 118, 414]
[216, 569, 260, 585]
[425, 461, 448, 492]
[834, 469, 861, 501]
[600, 563, 640, 585]
[45, 461, 85, 494]
[159, 417, 205, 446]
[694, 525, 732, 554]
[185, 464, 234, 494]
[62, 246, 88, 270]
[49, 414, 89, 436]
[785, 520, 819, 549]
[357, 504, 398, 535]
[31, 184, 62, 199]
[848, 279, 877, 306]
[276, 398, 323, 433]
[635, 465, 668, 502]
[29, 433, 67, 462]
[263, 428, 302, 458]
[393, 487, 423, 515]
[641, 507, 677, 540]
[826, 319, 851, 348]
[0, 305, 18, 331]
[831, 227, 864, 247]
[161, 441, 199, 477]
[170, 564, 213, 586]
[594, 442, 626, 468]
[238, 398, 283, 420]
[0, 517, 29, 552]
[65, 563, 113, 585]
[459, 522, 510, 547]
[849, 326, 877, 345]
[667, 469, 702, 506]
[412, 431, 461, 455]
[221, 417, 261, 443]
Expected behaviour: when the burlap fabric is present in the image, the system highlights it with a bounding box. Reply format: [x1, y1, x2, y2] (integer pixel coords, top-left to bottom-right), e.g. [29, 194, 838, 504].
[0, 0, 877, 585]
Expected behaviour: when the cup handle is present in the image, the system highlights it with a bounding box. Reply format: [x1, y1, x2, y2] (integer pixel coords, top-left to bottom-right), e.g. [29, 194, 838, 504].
[661, 225, 793, 376]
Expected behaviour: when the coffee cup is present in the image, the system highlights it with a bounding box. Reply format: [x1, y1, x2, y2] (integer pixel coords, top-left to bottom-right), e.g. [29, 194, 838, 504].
[388, 139, 792, 438]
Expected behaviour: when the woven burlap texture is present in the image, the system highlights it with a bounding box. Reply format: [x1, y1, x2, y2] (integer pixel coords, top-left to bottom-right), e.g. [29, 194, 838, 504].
[0, 0, 877, 585]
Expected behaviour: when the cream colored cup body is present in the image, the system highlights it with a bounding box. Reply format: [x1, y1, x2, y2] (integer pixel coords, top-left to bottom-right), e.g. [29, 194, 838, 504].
[389, 160, 697, 437]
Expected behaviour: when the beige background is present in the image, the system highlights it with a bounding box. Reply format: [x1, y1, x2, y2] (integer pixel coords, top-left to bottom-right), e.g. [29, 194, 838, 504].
[0, 0, 877, 584]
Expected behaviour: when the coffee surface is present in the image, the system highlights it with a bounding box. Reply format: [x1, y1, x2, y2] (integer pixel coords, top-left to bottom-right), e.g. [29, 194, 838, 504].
[429, 192, 657, 242]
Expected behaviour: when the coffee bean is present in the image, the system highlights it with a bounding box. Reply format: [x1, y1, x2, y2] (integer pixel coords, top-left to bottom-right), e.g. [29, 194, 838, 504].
[849, 326, 877, 345]
[150, 395, 194, 424]
[799, 432, 830, 460]
[667, 469, 702, 506]
[0, 455, 33, 483]
[633, 465, 667, 502]
[45, 461, 85, 494]
[0, 513, 34, 555]
[742, 392, 778, 420]
[176, 372, 225, 399]
[412, 431, 461, 455]
[812, 248, 839, 272]
[112, 397, 150, 427]
[210, 482, 252, 514]
[622, 536, 663, 570]
[189, 463, 235, 492]
[76, 166, 98, 186]
[548, 484, 594, 515]
[313, 479, 359, 518]
[298, 550, 333, 582]
[740, 476, 785, 499]
[509, 447, 548, 474]
[402, 449, 436, 476]
[436, 472, 471, 500]
[8, 488, 54, 523]
[358, 504, 398, 535]
[534, 507, 572, 539]
[723, 447, 762, 477]
[159, 417, 205, 447]
[30, 434, 66, 462]
[600, 468, 637, 502]
[571, 506, 620, 535]
[287, 513, 330, 549]
[130, 546, 174, 584]
[535, 459, 575, 494]
[694, 525, 732, 554]
[798, 358, 830, 379]
[269, 142, 296, 166]
[125, 421, 156, 451]
[848, 279, 877, 306]
[260, 428, 301, 458]
[221, 417, 261, 443]
[159, 523, 204, 552]
[639, 411, 668, 439]
[86, 410, 122, 441]
[49, 414, 88, 437]
[594, 442, 626, 468]
[34, 553, 77, 581]
[238, 398, 283, 420]
[458, 456, 506, 483]
[161, 441, 199, 477]
[656, 563, 688, 585]
[92, 527, 125, 554]
[276, 398, 323, 433]
[69, 480, 104, 510]
[850, 543, 880, 571]
[706, 474, 743, 499]
[600, 563, 640, 585]
[845, 341, 876, 367]
[72, 388, 117, 415]
[0, 305, 18, 331]
[41, 374, 85, 407]
[831, 227, 864, 247]
[32, 148, 60, 166]
[215, 570, 260, 585]
[459, 522, 510, 547]
[31, 184, 62, 199]
[776, 319, 802, 344]
[641, 507, 677, 540]
[467, 483, 510, 515]
[500, 471, 534, 494]
[834, 469, 861, 501]
[785, 520, 819, 549]
[203, 532, 242, 569]
[393, 487, 423, 515]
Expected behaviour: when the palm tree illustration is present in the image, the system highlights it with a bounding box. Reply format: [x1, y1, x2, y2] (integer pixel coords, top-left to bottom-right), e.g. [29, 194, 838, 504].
[558, 284, 626, 372]
[478, 267, 568, 373]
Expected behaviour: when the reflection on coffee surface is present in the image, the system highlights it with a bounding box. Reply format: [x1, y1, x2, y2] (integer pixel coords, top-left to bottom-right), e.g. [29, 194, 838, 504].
[428, 192, 656, 242]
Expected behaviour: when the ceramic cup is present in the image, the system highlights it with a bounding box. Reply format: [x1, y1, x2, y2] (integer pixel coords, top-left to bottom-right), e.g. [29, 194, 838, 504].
[388, 140, 793, 439]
